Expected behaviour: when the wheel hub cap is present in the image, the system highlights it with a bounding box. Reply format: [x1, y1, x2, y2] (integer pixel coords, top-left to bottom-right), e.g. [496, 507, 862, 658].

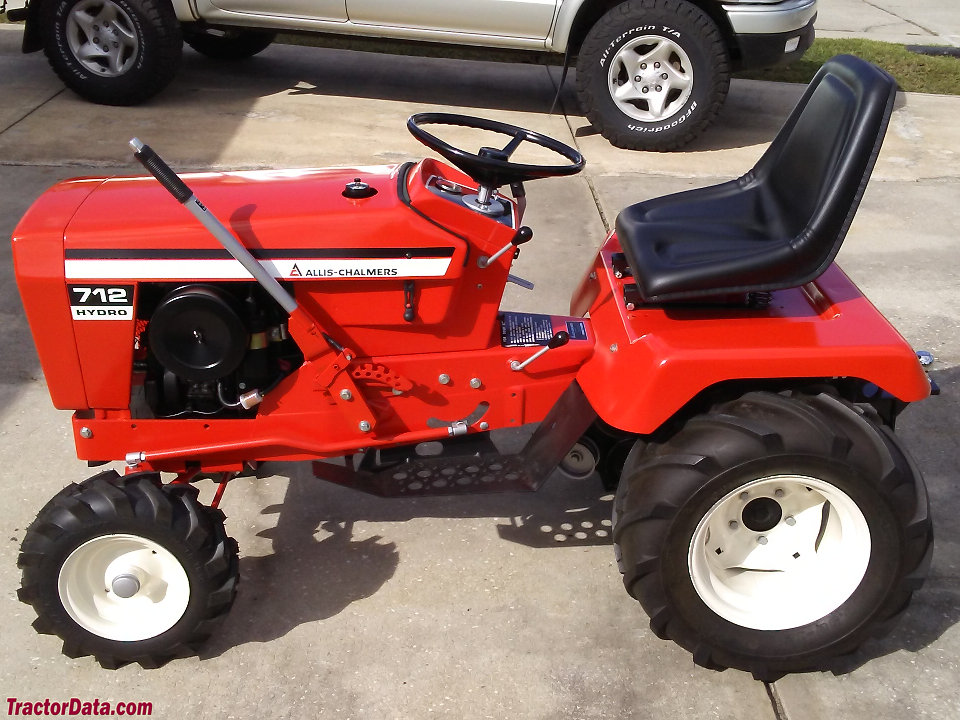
[110, 573, 141, 599]
[608, 36, 693, 123]
[66, 0, 140, 77]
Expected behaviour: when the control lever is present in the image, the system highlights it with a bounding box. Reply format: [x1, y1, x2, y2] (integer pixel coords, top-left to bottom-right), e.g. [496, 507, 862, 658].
[510, 331, 569, 371]
[129, 138, 298, 315]
[479, 226, 533, 268]
[507, 274, 534, 290]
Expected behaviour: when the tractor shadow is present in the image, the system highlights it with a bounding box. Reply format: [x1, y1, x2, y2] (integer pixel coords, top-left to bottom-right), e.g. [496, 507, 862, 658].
[202, 453, 615, 655]
[205, 367, 960, 668]
[831, 364, 960, 674]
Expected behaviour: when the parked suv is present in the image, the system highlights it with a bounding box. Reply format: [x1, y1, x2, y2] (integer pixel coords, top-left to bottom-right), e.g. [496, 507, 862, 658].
[7, 0, 816, 150]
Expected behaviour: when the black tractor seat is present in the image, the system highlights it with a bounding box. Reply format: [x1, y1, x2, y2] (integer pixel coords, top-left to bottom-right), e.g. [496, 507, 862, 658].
[616, 55, 897, 304]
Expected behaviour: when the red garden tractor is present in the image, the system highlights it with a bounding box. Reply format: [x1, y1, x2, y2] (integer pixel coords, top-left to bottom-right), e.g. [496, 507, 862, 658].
[13, 55, 935, 679]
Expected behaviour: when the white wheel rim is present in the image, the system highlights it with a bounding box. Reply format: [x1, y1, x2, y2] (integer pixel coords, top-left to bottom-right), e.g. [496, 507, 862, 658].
[66, 0, 140, 77]
[58, 534, 190, 641]
[607, 35, 693, 123]
[688, 475, 871, 630]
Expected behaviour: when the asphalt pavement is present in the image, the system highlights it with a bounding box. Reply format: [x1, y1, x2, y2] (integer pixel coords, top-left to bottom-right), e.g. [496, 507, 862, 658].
[0, 4, 958, 719]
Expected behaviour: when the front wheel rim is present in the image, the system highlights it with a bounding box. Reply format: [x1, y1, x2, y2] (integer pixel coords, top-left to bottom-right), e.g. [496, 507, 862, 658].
[688, 475, 872, 630]
[58, 533, 191, 641]
[607, 35, 693, 123]
[66, 0, 140, 77]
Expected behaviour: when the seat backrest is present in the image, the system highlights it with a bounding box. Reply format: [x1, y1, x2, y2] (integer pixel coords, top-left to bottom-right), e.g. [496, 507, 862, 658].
[752, 54, 897, 269]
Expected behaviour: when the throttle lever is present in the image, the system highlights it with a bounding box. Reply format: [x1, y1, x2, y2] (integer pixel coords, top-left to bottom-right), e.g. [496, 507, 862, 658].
[479, 226, 533, 268]
[510, 331, 570, 371]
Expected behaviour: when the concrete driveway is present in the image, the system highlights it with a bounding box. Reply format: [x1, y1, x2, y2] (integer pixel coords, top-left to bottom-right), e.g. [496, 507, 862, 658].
[1, 20, 958, 720]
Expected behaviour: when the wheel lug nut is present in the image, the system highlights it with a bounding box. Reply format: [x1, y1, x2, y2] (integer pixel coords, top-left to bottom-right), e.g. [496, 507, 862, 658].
[757, 535, 768, 545]
[640, 63, 647, 70]
[655, 85, 662, 92]
[635, 75, 641, 82]
[739, 491, 749, 500]
[661, 73, 668, 80]
[728, 520, 739, 530]
[655, 62, 661, 68]
[785, 516, 796, 526]
[642, 87, 649, 93]
[94, 37, 100, 43]
[775, 488, 785, 498]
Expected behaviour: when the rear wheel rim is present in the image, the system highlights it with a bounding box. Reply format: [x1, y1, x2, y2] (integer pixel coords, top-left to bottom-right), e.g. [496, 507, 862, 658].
[66, 0, 140, 77]
[58, 533, 190, 641]
[607, 35, 693, 123]
[688, 475, 871, 630]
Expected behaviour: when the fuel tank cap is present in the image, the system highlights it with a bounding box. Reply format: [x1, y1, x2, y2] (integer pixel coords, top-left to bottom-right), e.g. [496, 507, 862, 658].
[343, 178, 378, 199]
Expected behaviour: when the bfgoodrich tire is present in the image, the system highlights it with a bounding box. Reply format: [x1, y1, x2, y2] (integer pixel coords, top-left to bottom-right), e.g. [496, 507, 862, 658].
[42, 0, 182, 105]
[183, 26, 276, 60]
[576, 0, 729, 151]
[18, 471, 239, 668]
[613, 392, 933, 679]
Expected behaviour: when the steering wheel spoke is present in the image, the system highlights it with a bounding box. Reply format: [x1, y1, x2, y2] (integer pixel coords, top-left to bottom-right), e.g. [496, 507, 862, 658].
[500, 130, 527, 159]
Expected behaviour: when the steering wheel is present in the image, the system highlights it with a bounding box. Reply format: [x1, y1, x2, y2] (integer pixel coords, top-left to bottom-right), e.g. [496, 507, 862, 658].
[407, 113, 585, 192]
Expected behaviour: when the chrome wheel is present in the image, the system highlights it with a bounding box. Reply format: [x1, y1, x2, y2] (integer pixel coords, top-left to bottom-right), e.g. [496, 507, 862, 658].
[607, 35, 693, 123]
[66, 0, 140, 77]
[688, 475, 872, 631]
[58, 533, 190, 642]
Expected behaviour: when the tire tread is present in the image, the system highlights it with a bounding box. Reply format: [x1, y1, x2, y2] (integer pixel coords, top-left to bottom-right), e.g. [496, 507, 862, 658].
[613, 391, 933, 676]
[19, 471, 239, 668]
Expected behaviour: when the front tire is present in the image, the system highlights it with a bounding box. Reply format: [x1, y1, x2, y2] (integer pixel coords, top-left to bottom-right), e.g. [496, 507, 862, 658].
[575, 0, 730, 151]
[183, 26, 276, 60]
[18, 471, 239, 668]
[42, 0, 182, 105]
[614, 392, 933, 678]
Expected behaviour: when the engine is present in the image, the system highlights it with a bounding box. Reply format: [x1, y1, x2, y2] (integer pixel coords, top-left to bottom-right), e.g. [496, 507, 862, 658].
[136, 283, 303, 418]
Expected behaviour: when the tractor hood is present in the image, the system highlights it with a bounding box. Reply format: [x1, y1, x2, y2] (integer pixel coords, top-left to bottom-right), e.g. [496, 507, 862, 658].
[59, 163, 479, 282]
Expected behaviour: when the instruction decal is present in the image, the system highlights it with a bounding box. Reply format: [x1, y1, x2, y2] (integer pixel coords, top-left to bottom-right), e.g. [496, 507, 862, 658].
[500, 312, 555, 347]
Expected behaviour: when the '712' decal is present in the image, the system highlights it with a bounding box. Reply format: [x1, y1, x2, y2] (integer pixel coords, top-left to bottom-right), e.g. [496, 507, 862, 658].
[68, 284, 134, 320]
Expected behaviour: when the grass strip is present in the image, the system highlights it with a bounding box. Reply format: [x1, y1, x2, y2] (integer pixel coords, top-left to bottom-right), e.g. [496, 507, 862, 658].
[736, 37, 960, 95]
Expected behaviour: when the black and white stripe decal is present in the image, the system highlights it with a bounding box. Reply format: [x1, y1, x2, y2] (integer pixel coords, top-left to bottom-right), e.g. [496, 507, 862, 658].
[64, 247, 456, 280]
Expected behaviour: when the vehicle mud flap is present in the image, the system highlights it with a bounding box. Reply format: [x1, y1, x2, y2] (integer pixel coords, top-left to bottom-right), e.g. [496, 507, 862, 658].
[312, 382, 597, 497]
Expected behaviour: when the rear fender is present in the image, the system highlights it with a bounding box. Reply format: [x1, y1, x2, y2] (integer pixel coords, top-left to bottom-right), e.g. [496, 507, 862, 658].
[573, 234, 931, 435]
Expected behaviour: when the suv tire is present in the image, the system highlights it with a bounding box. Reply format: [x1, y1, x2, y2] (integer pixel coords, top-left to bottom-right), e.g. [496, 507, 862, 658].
[576, 0, 730, 151]
[42, 0, 182, 105]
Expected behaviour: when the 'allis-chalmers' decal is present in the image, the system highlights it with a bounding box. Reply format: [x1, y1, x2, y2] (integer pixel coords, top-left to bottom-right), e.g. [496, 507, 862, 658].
[68, 285, 134, 321]
[63, 248, 456, 281]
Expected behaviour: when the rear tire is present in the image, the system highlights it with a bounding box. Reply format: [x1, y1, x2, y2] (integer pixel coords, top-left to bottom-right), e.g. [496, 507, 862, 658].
[613, 392, 932, 679]
[42, 0, 182, 105]
[18, 471, 239, 668]
[183, 26, 276, 60]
